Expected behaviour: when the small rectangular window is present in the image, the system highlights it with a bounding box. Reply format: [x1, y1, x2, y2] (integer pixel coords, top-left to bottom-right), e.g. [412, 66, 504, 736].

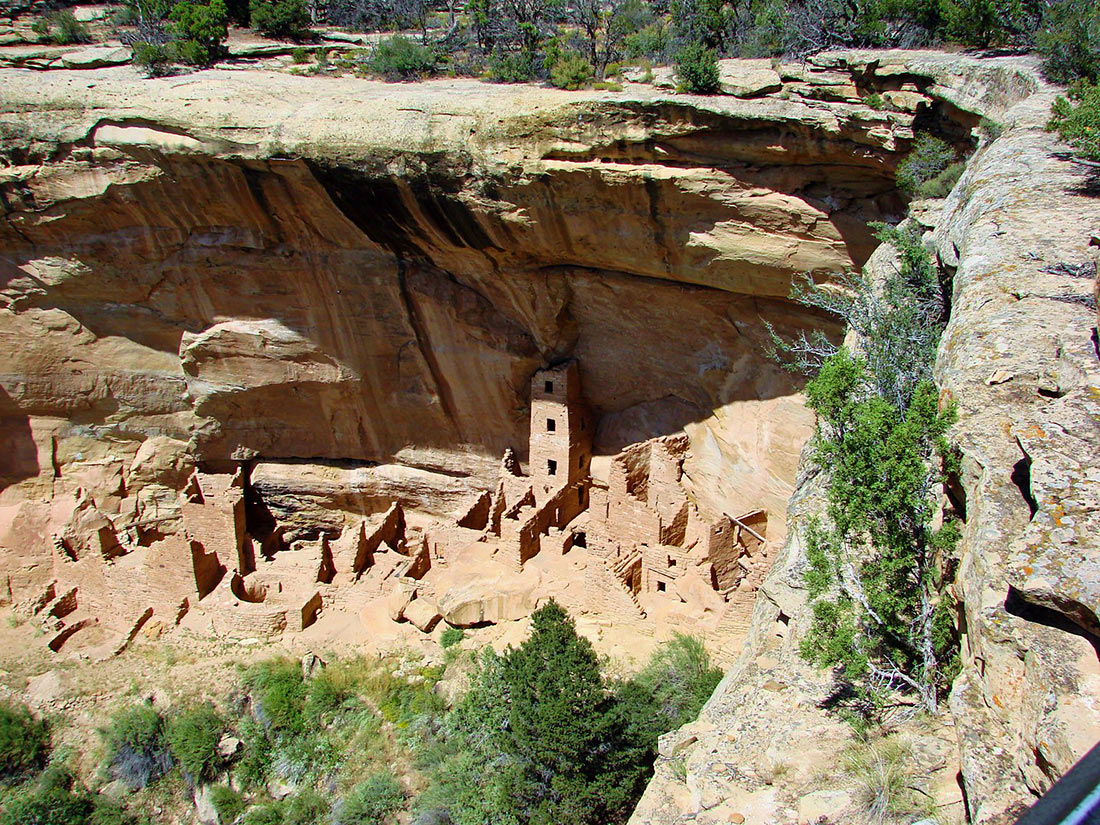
[578, 455, 584, 468]
[547, 418, 556, 432]
[544, 380, 554, 394]
[547, 459, 557, 476]
[656, 580, 666, 592]
[668, 556, 676, 568]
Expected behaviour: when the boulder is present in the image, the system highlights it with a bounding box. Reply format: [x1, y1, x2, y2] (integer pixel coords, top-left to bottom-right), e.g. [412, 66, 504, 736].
[300, 651, 325, 679]
[404, 597, 442, 633]
[25, 669, 67, 710]
[717, 60, 783, 98]
[387, 586, 415, 622]
[73, 6, 109, 21]
[59, 47, 130, 69]
[217, 735, 242, 759]
[193, 784, 218, 825]
[797, 789, 852, 822]
[437, 576, 540, 628]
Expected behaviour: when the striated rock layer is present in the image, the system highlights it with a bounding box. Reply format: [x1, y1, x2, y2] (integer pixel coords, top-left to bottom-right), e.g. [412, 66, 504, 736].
[0, 53, 982, 602]
[630, 53, 1099, 825]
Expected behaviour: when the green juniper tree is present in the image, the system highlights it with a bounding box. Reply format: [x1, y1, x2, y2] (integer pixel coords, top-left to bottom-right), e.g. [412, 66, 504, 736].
[417, 601, 717, 825]
[769, 224, 960, 718]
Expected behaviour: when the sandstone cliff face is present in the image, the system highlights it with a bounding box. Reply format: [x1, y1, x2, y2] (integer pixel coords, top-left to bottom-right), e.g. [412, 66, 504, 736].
[630, 55, 1100, 825]
[0, 56, 973, 583]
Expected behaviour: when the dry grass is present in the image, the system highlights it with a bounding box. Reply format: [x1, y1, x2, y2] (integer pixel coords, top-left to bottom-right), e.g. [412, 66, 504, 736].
[842, 736, 932, 825]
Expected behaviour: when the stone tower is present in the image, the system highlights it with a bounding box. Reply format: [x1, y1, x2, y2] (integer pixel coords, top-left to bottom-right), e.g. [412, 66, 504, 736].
[529, 361, 591, 499]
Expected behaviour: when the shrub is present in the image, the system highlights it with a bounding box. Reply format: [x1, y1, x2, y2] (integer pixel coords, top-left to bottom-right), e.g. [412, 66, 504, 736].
[244, 658, 307, 733]
[863, 93, 885, 109]
[103, 704, 172, 790]
[1039, 0, 1100, 83]
[425, 601, 654, 825]
[895, 133, 956, 196]
[168, 0, 229, 66]
[0, 768, 141, 825]
[86, 797, 138, 825]
[487, 48, 537, 83]
[623, 21, 669, 61]
[674, 43, 720, 94]
[439, 627, 464, 649]
[0, 785, 95, 825]
[550, 51, 594, 89]
[368, 35, 436, 80]
[0, 701, 48, 779]
[1048, 79, 1100, 162]
[36, 761, 76, 793]
[843, 737, 928, 822]
[291, 46, 311, 63]
[671, 0, 730, 50]
[979, 116, 1004, 141]
[210, 784, 246, 823]
[940, 0, 1043, 48]
[915, 161, 965, 198]
[631, 634, 722, 731]
[166, 704, 224, 785]
[46, 10, 92, 45]
[249, 0, 311, 39]
[282, 791, 328, 825]
[131, 41, 174, 75]
[112, 4, 142, 25]
[243, 788, 328, 825]
[303, 671, 350, 726]
[377, 678, 444, 728]
[333, 772, 405, 824]
[235, 714, 274, 790]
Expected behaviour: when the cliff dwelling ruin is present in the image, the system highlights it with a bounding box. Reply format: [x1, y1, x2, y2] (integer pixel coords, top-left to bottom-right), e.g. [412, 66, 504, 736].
[0, 55, 974, 665]
[5, 360, 772, 663]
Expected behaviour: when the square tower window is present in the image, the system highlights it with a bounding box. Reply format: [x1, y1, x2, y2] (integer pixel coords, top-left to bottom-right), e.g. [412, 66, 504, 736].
[547, 418, 556, 432]
[547, 459, 557, 476]
[656, 580, 666, 592]
[668, 556, 677, 568]
[544, 380, 554, 394]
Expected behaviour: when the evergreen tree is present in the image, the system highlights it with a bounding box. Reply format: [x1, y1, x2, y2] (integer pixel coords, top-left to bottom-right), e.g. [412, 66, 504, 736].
[422, 600, 661, 825]
[769, 226, 960, 719]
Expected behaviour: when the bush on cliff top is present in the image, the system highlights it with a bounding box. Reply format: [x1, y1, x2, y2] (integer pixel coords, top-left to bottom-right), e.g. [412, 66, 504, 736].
[1048, 79, 1100, 162]
[896, 133, 957, 197]
[168, 0, 230, 66]
[674, 42, 720, 93]
[1039, 0, 1100, 83]
[249, 0, 312, 40]
[368, 35, 437, 79]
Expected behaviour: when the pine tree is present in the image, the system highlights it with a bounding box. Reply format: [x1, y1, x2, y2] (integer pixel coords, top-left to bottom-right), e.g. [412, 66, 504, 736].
[430, 600, 654, 825]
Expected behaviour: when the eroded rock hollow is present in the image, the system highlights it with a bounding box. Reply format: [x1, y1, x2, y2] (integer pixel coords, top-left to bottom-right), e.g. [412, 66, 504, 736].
[1, 54, 988, 662]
